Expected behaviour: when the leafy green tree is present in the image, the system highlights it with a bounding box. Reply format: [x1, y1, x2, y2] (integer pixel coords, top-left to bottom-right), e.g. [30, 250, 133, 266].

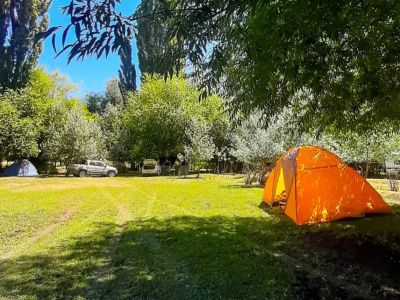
[0, 85, 46, 161]
[42, 102, 106, 166]
[28, 69, 79, 167]
[29, 68, 77, 104]
[124, 74, 192, 161]
[0, 98, 40, 162]
[200, 95, 233, 155]
[0, 68, 84, 168]
[262, 112, 400, 178]
[85, 92, 107, 114]
[3, 69, 62, 133]
[0, 0, 50, 89]
[101, 103, 130, 163]
[223, 0, 400, 131]
[231, 112, 285, 185]
[124, 74, 225, 163]
[105, 78, 124, 107]
[0, 67, 108, 168]
[84, 78, 125, 115]
[316, 126, 400, 178]
[48, 0, 400, 132]
[41, 100, 69, 164]
[63, 105, 106, 165]
[185, 119, 215, 177]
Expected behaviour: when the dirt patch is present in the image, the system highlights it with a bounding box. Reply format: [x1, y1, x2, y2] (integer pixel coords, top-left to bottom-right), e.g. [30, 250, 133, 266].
[108, 203, 129, 256]
[86, 203, 129, 299]
[0, 208, 77, 261]
[288, 231, 400, 299]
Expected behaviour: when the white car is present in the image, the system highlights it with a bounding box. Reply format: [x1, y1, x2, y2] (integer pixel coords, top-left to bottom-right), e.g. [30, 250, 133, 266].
[141, 159, 161, 176]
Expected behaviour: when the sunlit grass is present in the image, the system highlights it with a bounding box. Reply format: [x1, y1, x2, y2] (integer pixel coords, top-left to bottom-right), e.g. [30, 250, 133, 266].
[0, 175, 398, 299]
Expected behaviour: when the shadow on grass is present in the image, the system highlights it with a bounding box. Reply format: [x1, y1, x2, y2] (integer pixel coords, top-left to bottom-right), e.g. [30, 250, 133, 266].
[0, 216, 296, 299]
[168, 176, 205, 180]
[1, 213, 399, 299]
[222, 184, 263, 189]
[0, 221, 119, 299]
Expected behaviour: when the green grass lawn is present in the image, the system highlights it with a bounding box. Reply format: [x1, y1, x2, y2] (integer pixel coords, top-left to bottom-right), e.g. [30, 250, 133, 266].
[0, 175, 399, 299]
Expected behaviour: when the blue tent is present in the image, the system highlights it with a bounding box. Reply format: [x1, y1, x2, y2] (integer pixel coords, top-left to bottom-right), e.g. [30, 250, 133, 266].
[2, 159, 39, 177]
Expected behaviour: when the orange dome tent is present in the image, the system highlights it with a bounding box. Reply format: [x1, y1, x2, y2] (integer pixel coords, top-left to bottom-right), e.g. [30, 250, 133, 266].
[263, 145, 393, 225]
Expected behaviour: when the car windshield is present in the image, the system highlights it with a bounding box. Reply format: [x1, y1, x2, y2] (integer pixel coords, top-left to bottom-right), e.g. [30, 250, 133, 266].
[143, 165, 155, 170]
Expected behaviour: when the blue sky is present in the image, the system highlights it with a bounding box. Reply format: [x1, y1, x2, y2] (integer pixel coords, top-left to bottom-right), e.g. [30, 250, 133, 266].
[39, 0, 141, 98]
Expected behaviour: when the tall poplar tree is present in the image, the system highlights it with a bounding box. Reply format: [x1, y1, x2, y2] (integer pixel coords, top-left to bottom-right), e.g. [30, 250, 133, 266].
[118, 39, 137, 101]
[0, 0, 51, 90]
[135, 0, 169, 75]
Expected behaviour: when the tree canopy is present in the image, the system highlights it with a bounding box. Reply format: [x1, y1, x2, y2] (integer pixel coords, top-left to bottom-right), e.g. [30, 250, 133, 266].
[0, 95, 40, 160]
[0, 68, 106, 168]
[124, 74, 194, 161]
[123, 74, 224, 162]
[46, 0, 400, 132]
[43, 101, 106, 166]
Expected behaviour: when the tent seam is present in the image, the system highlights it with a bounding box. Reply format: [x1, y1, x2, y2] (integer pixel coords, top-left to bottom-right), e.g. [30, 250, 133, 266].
[302, 164, 339, 170]
[295, 159, 298, 224]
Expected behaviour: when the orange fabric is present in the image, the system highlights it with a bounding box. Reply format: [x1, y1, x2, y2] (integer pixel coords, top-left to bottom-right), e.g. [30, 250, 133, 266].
[263, 145, 393, 224]
[281, 148, 299, 222]
[262, 167, 276, 206]
[263, 153, 285, 205]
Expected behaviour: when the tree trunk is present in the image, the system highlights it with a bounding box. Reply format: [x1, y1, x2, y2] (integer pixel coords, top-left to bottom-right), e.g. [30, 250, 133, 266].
[364, 161, 370, 178]
[244, 167, 259, 186]
[244, 171, 251, 186]
[131, 160, 135, 171]
[364, 146, 370, 178]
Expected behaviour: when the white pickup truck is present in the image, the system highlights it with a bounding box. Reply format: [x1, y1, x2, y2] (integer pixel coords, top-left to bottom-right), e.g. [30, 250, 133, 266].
[67, 160, 118, 177]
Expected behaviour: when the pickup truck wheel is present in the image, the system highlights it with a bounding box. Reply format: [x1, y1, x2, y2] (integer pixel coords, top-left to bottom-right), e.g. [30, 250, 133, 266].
[79, 170, 87, 177]
[108, 171, 116, 177]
